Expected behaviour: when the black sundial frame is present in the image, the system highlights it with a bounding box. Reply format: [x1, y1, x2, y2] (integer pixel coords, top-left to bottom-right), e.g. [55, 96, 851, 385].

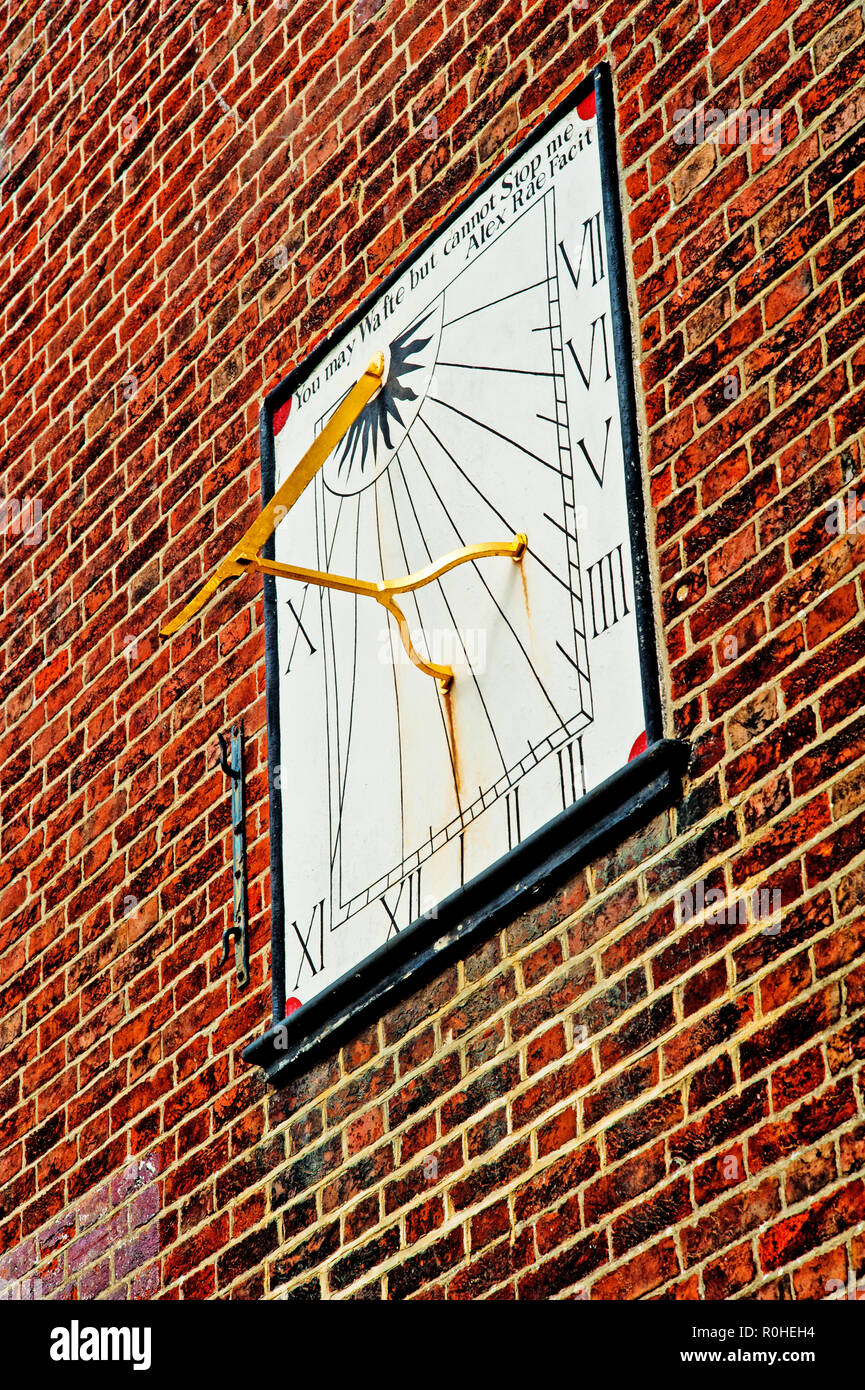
[244, 63, 688, 1085]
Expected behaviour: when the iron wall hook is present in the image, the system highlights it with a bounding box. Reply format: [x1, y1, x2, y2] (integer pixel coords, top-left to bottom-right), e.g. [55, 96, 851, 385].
[218, 724, 250, 987]
[220, 924, 241, 966]
[217, 731, 238, 779]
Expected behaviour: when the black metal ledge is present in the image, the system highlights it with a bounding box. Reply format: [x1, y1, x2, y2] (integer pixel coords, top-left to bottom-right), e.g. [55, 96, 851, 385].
[243, 736, 689, 1086]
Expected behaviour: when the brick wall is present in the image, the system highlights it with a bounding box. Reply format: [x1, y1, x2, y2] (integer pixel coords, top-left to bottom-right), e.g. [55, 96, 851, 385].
[2, 0, 864, 1300]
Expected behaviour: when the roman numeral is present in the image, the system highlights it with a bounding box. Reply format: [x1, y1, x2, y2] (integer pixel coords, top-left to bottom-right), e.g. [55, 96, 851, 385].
[558, 212, 605, 293]
[557, 738, 584, 809]
[505, 786, 521, 850]
[576, 416, 612, 487]
[285, 591, 316, 673]
[381, 894, 400, 939]
[380, 868, 423, 939]
[586, 544, 631, 637]
[566, 313, 611, 390]
[292, 899, 325, 987]
[408, 867, 422, 922]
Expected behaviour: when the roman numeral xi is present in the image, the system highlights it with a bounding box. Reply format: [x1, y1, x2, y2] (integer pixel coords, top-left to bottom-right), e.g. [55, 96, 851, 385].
[292, 899, 325, 987]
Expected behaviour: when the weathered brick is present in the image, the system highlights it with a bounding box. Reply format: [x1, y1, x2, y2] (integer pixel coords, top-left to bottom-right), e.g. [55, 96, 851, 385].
[2, 0, 864, 1311]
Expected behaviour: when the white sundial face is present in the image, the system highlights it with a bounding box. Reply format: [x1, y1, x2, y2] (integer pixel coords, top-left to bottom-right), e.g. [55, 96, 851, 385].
[268, 86, 650, 1012]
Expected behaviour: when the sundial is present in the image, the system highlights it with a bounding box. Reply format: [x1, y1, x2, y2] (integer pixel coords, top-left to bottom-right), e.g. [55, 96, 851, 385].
[162, 65, 685, 1075]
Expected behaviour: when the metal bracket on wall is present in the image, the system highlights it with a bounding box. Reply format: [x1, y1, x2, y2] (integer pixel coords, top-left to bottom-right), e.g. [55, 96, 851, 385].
[217, 725, 250, 988]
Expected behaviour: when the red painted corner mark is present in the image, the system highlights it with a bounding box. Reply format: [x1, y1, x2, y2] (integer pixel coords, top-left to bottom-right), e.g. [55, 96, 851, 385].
[577, 91, 596, 121]
[285, 996, 302, 1016]
[273, 399, 292, 435]
[629, 730, 647, 762]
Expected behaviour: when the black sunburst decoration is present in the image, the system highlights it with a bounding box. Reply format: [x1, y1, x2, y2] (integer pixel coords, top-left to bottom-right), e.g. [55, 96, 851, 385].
[335, 310, 435, 481]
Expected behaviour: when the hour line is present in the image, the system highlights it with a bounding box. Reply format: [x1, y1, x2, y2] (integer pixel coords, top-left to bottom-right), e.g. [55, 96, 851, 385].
[435, 361, 556, 378]
[417, 411, 580, 603]
[441, 277, 552, 329]
[426, 396, 568, 477]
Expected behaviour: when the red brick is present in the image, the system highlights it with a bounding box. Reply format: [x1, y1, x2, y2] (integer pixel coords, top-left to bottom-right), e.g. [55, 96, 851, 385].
[592, 1237, 680, 1300]
[2, 0, 864, 1311]
[759, 1179, 865, 1270]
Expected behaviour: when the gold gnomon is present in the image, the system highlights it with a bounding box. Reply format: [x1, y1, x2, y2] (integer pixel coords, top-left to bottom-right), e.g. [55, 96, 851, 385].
[161, 353, 527, 689]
